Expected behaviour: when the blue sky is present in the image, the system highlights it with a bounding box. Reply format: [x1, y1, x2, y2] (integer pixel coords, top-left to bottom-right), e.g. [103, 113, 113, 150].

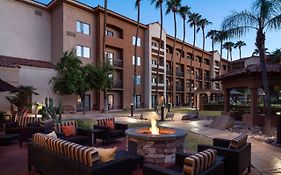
[38, 0, 281, 60]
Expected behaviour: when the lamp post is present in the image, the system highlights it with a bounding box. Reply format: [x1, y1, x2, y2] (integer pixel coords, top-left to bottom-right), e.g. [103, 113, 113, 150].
[131, 103, 134, 117]
[194, 87, 197, 109]
[276, 112, 281, 144]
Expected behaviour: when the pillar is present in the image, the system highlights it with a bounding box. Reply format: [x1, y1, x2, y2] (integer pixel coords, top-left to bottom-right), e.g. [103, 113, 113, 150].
[250, 88, 258, 116]
[224, 89, 230, 114]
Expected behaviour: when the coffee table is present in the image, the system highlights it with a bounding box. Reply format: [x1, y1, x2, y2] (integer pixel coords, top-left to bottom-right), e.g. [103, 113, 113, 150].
[0, 133, 20, 145]
[90, 129, 104, 146]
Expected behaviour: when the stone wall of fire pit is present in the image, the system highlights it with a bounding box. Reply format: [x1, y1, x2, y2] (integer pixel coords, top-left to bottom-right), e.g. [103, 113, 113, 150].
[126, 127, 187, 163]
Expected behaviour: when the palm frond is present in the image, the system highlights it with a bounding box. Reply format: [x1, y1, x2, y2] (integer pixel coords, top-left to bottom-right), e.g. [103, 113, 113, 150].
[225, 26, 257, 38]
[265, 14, 281, 30]
[222, 10, 259, 31]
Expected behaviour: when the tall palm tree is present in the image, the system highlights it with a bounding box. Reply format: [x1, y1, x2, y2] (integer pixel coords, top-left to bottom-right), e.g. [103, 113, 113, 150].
[252, 48, 270, 56]
[234, 41, 246, 59]
[206, 30, 218, 53]
[166, 0, 181, 106]
[206, 29, 218, 90]
[188, 12, 201, 106]
[133, 0, 141, 111]
[102, 0, 108, 112]
[198, 18, 212, 89]
[223, 42, 234, 61]
[222, 0, 281, 134]
[215, 30, 228, 61]
[179, 5, 191, 63]
[151, 0, 164, 111]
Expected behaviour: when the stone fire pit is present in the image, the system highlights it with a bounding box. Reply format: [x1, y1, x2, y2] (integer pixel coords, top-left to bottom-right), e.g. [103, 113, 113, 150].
[126, 127, 187, 163]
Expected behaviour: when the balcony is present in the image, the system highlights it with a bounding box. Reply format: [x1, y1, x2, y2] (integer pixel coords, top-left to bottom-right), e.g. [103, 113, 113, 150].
[166, 69, 172, 75]
[176, 71, 184, 77]
[176, 86, 184, 91]
[196, 75, 202, 80]
[113, 59, 123, 68]
[112, 80, 123, 89]
[204, 76, 210, 81]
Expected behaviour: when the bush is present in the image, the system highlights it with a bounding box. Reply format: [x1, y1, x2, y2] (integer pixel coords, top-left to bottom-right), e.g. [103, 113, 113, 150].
[203, 104, 224, 111]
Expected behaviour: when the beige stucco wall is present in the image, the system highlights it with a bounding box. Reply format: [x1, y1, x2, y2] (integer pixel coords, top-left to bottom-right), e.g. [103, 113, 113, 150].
[0, 0, 51, 61]
[245, 57, 260, 67]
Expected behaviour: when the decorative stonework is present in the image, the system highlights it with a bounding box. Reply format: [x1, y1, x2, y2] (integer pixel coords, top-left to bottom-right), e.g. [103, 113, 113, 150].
[126, 127, 187, 163]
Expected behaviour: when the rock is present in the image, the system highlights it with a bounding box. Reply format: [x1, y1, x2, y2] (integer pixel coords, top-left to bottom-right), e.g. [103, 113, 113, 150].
[182, 111, 198, 120]
[208, 115, 235, 129]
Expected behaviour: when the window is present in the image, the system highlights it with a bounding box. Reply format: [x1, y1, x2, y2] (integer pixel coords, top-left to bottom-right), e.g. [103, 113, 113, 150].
[132, 36, 141, 46]
[105, 52, 114, 65]
[152, 77, 156, 83]
[76, 21, 90, 35]
[151, 60, 157, 66]
[76, 46, 90, 58]
[133, 75, 141, 85]
[215, 83, 220, 89]
[152, 41, 157, 47]
[132, 56, 141, 66]
[106, 30, 114, 36]
[223, 65, 227, 70]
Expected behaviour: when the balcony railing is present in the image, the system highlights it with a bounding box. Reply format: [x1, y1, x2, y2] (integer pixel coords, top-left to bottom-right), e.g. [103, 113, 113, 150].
[196, 75, 202, 80]
[166, 69, 172, 75]
[176, 71, 184, 77]
[176, 86, 184, 91]
[112, 80, 123, 89]
[113, 59, 123, 68]
[204, 76, 210, 81]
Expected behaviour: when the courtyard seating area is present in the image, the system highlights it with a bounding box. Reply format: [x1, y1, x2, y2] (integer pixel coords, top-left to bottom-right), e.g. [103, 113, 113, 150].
[0, 110, 280, 175]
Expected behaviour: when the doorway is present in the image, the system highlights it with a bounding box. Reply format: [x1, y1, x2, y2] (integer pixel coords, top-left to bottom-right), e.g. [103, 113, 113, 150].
[76, 94, 91, 112]
[107, 94, 114, 110]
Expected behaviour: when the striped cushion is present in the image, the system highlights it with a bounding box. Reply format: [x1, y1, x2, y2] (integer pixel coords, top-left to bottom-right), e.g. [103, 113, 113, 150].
[96, 118, 115, 127]
[183, 149, 217, 175]
[228, 134, 248, 149]
[16, 117, 38, 127]
[55, 121, 77, 133]
[32, 133, 48, 148]
[64, 142, 99, 166]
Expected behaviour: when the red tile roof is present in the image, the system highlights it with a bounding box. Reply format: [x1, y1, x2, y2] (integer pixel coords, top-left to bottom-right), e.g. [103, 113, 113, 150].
[213, 64, 281, 81]
[0, 55, 55, 69]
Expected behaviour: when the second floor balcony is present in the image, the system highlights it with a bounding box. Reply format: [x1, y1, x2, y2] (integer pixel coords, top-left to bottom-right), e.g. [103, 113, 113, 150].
[176, 71, 184, 77]
[107, 58, 123, 68]
[112, 80, 123, 89]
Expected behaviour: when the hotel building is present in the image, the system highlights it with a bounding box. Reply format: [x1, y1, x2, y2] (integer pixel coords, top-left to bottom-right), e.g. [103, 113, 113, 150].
[0, 0, 229, 112]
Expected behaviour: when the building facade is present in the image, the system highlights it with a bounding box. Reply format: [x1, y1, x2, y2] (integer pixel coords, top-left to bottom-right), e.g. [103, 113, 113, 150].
[0, 0, 228, 112]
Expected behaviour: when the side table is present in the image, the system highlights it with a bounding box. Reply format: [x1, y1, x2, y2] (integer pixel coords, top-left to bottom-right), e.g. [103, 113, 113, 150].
[0, 133, 20, 145]
[90, 129, 103, 146]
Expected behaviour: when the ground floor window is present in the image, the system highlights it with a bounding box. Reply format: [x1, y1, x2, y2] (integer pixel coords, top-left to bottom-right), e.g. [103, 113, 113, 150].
[136, 95, 141, 108]
[76, 94, 91, 112]
[151, 95, 156, 107]
[107, 94, 114, 110]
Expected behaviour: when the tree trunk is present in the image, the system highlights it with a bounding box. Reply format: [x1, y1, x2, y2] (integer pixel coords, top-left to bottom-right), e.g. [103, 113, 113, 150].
[133, 1, 140, 111]
[201, 27, 205, 90]
[80, 94, 86, 114]
[230, 49, 233, 70]
[179, 17, 186, 103]
[102, 0, 108, 113]
[239, 47, 242, 60]
[103, 90, 108, 113]
[189, 23, 196, 107]
[257, 30, 271, 134]
[170, 11, 177, 107]
[155, 3, 163, 111]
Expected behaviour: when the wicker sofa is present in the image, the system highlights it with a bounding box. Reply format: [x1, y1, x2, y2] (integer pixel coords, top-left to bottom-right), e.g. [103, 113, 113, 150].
[5, 118, 54, 147]
[93, 118, 128, 143]
[143, 150, 224, 175]
[198, 137, 251, 175]
[28, 133, 140, 175]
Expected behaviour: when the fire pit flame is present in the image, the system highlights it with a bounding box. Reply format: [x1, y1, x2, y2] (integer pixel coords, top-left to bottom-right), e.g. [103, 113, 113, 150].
[149, 117, 159, 135]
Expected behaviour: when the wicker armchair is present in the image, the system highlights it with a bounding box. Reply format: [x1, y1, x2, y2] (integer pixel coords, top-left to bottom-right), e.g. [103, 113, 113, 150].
[198, 137, 251, 175]
[93, 118, 128, 143]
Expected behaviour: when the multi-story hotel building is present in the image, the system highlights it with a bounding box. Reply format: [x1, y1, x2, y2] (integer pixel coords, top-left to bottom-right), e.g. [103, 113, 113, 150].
[0, 0, 229, 112]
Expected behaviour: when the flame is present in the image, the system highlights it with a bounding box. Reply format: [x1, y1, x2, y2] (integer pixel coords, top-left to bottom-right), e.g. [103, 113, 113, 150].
[149, 117, 159, 135]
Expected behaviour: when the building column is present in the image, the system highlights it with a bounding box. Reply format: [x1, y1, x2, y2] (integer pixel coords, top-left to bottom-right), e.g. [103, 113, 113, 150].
[224, 88, 230, 114]
[250, 88, 258, 116]
[207, 92, 211, 103]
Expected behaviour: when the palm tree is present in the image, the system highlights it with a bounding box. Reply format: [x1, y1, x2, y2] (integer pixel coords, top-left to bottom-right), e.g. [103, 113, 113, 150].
[179, 5, 191, 63]
[198, 18, 212, 89]
[102, 0, 108, 112]
[188, 12, 201, 106]
[206, 30, 218, 53]
[222, 0, 281, 134]
[166, 0, 181, 106]
[223, 42, 234, 61]
[133, 0, 141, 111]
[151, 0, 164, 111]
[206, 29, 218, 90]
[215, 30, 228, 61]
[271, 48, 281, 64]
[234, 41, 246, 59]
[252, 47, 270, 56]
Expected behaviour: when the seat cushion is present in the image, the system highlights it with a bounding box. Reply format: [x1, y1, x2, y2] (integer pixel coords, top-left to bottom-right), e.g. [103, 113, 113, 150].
[95, 147, 117, 163]
[105, 120, 115, 129]
[228, 134, 248, 149]
[65, 135, 88, 145]
[108, 129, 124, 137]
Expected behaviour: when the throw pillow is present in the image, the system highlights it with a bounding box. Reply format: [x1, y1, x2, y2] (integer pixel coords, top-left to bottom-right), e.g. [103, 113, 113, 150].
[61, 125, 76, 137]
[228, 134, 248, 149]
[47, 131, 57, 138]
[94, 147, 117, 163]
[104, 120, 115, 129]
